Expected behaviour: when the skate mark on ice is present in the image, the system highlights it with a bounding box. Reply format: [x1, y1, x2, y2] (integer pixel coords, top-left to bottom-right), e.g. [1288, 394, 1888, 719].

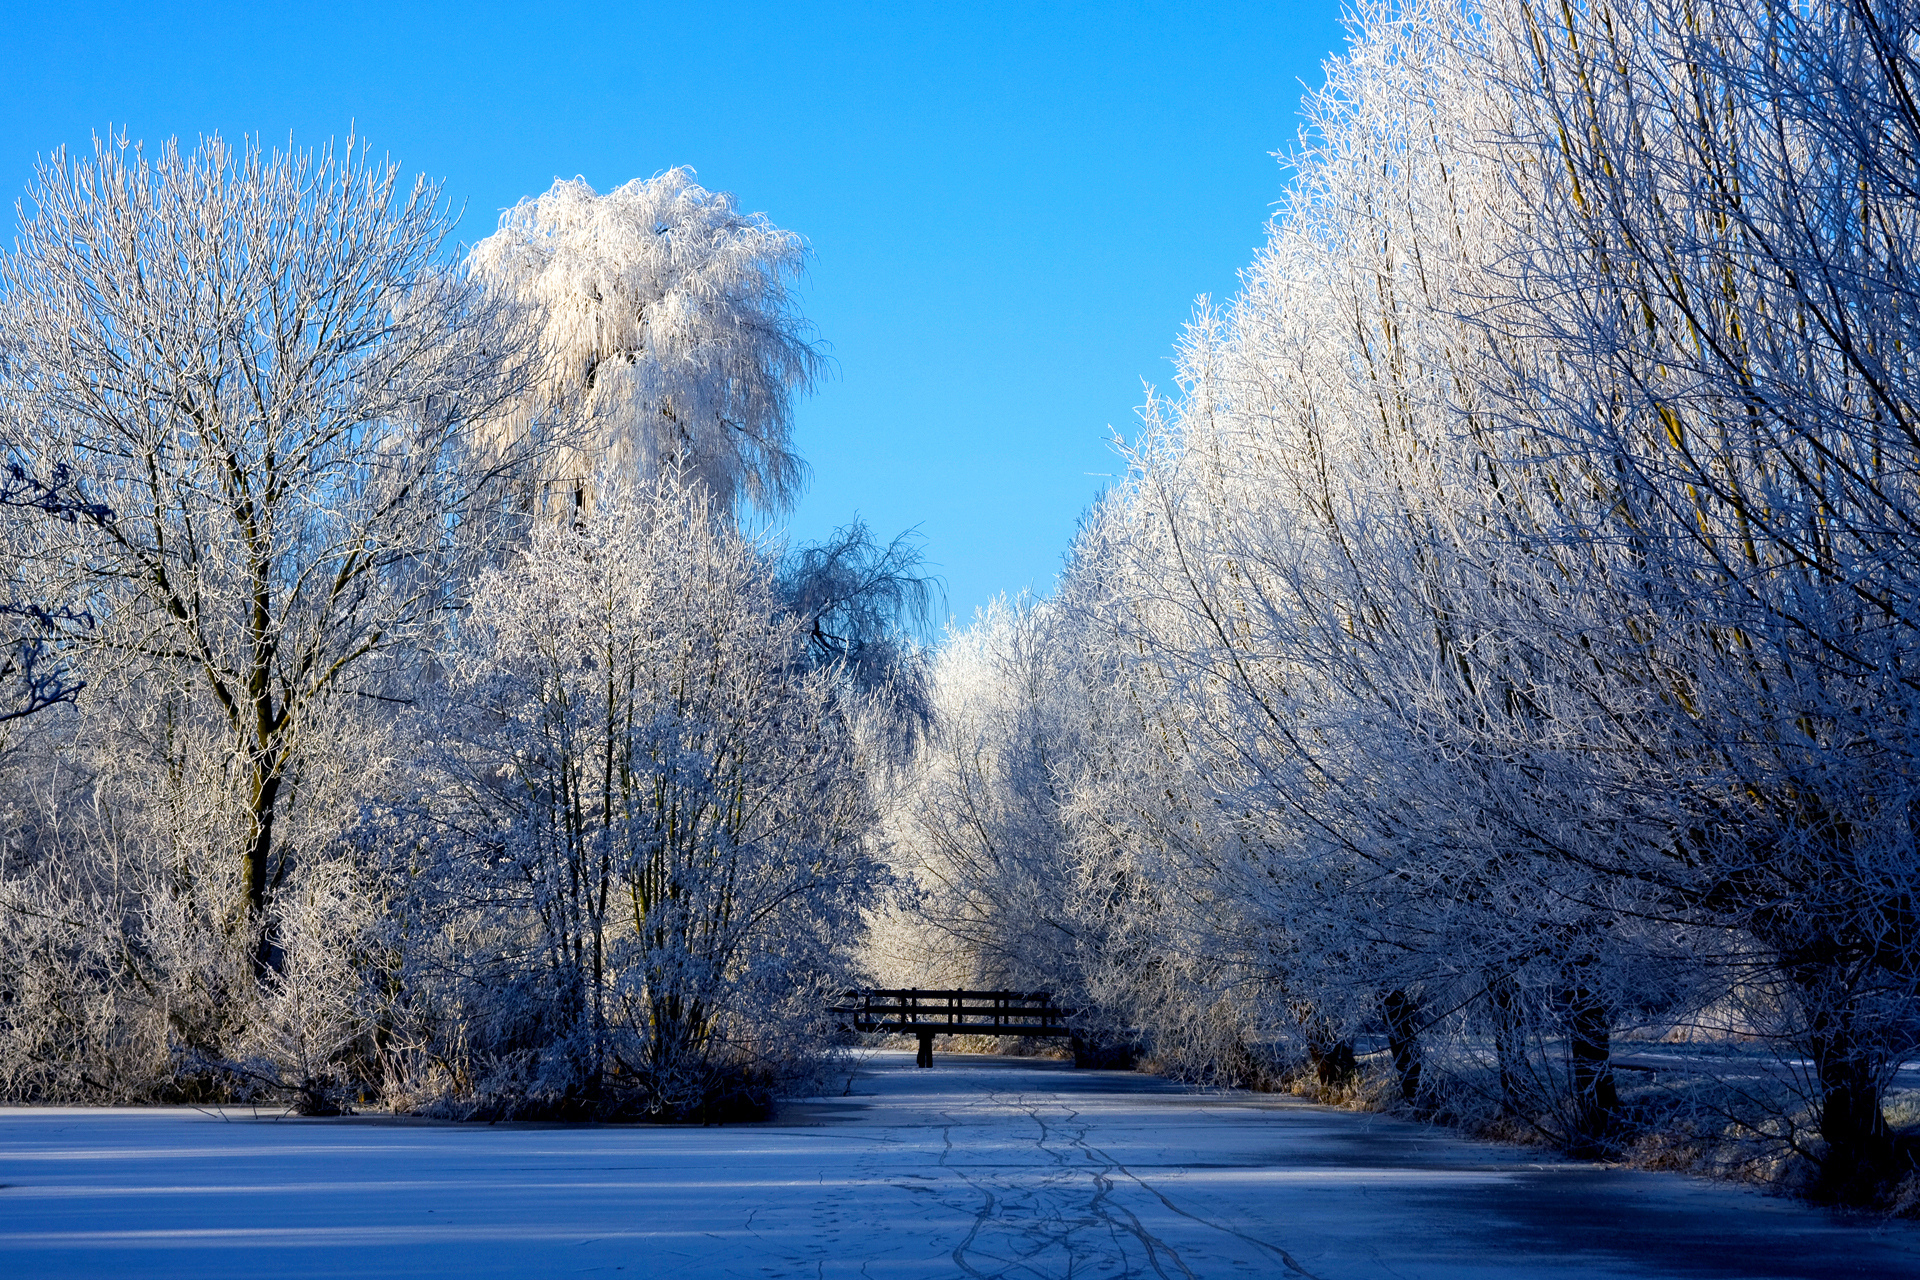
[1074, 1121, 1324, 1280]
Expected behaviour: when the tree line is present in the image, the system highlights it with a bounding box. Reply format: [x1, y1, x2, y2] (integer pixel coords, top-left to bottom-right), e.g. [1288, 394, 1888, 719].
[881, 0, 1920, 1209]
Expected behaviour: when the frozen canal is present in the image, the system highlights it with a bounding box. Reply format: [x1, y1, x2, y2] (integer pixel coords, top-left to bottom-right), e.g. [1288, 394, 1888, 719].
[2, 1051, 1917, 1279]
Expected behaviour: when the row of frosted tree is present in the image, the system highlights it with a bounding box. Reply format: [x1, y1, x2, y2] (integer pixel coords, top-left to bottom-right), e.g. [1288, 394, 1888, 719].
[0, 139, 931, 1120]
[885, 0, 1920, 1205]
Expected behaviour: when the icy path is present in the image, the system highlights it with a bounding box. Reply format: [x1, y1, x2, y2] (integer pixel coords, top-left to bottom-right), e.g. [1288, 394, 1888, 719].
[2, 1052, 1918, 1279]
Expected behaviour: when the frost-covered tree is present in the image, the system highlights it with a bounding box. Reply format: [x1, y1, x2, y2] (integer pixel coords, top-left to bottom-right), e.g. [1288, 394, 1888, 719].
[779, 519, 940, 755]
[407, 474, 881, 1119]
[1020, 0, 1664, 1134]
[0, 131, 527, 969]
[469, 170, 820, 515]
[889, 596, 1086, 991]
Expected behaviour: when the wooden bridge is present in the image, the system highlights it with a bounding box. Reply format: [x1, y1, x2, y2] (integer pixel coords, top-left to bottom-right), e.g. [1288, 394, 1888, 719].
[832, 989, 1074, 1067]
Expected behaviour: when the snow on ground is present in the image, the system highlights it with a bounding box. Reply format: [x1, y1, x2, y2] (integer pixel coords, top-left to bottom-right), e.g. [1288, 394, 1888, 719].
[2, 1051, 1917, 1279]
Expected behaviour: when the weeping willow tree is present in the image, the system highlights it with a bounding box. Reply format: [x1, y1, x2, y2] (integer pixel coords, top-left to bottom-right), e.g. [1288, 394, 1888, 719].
[468, 170, 821, 516]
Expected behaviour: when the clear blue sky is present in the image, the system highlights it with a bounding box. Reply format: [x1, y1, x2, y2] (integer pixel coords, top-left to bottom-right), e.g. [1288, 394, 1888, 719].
[1, 1, 1347, 630]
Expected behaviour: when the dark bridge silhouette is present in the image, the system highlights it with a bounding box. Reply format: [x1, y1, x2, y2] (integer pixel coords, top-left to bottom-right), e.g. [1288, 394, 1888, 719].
[833, 988, 1074, 1067]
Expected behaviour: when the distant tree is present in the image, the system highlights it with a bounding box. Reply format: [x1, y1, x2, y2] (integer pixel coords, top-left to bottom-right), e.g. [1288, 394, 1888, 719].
[469, 170, 821, 516]
[782, 521, 938, 669]
[892, 595, 1093, 990]
[780, 520, 941, 746]
[0, 131, 527, 968]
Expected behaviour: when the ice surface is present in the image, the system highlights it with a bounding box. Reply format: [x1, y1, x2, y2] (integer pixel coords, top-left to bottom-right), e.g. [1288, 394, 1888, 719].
[2, 1050, 1916, 1278]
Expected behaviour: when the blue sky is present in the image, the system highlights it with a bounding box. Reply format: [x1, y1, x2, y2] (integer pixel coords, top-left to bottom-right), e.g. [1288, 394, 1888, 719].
[1, 1, 1347, 629]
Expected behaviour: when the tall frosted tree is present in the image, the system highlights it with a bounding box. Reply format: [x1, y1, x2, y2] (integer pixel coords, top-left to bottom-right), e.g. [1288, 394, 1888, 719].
[468, 170, 821, 515]
[1487, 0, 1920, 1199]
[0, 132, 526, 969]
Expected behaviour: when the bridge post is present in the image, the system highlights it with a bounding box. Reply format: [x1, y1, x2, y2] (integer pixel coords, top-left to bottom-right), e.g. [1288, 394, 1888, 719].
[916, 1030, 935, 1068]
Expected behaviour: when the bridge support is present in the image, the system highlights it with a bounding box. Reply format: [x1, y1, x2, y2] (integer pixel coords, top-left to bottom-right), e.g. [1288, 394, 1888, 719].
[916, 1030, 935, 1068]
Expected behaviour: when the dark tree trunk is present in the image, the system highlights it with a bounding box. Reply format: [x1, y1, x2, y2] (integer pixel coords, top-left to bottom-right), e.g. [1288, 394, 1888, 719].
[1559, 982, 1618, 1157]
[1383, 989, 1426, 1110]
[1308, 1037, 1358, 1093]
[1798, 978, 1899, 1203]
[1760, 918, 1905, 1204]
[240, 763, 283, 978]
[1488, 974, 1527, 1116]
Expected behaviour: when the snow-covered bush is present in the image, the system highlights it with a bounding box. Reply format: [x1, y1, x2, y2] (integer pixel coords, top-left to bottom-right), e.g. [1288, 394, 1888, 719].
[392, 475, 883, 1120]
[0, 679, 399, 1109]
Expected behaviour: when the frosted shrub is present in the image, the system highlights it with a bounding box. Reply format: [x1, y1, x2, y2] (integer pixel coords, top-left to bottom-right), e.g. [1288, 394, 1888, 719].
[403, 474, 881, 1120]
[0, 691, 400, 1106]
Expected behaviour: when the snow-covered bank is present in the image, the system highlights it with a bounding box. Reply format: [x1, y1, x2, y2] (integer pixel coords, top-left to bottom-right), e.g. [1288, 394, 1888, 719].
[1, 1052, 1915, 1278]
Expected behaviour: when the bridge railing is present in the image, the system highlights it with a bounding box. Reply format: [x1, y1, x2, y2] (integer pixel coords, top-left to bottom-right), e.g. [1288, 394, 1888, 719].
[831, 988, 1073, 1037]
